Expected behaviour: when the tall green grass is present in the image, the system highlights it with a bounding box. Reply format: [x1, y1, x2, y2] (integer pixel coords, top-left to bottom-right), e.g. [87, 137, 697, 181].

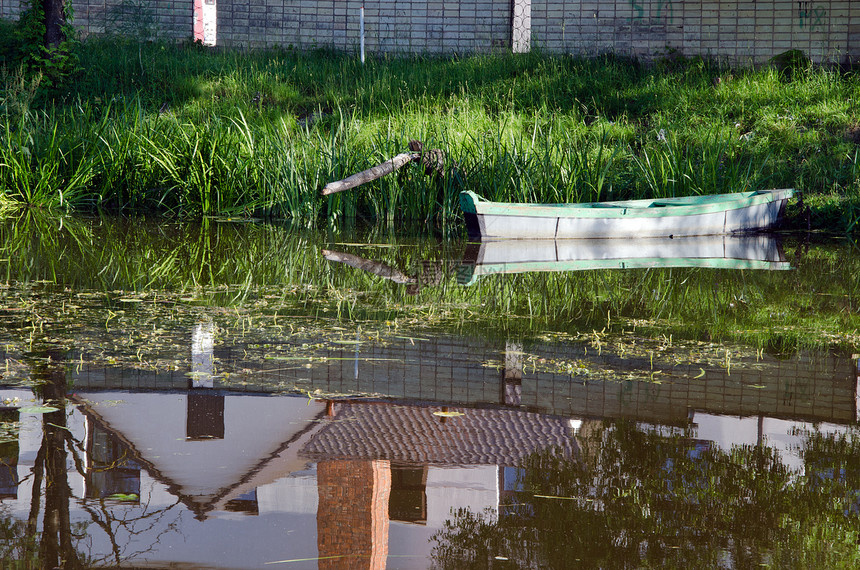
[2, 38, 859, 230]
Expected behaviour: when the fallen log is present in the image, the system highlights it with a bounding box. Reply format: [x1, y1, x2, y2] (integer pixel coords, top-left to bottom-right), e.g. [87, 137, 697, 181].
[321, 152, 418, 196]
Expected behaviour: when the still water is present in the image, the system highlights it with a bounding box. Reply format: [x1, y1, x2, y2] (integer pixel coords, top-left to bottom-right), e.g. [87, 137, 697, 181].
[0, 214, 859, 568]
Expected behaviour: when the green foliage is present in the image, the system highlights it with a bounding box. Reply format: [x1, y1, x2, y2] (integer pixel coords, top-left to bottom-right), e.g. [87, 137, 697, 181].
[0, 65, 42, 122]
[0, 19, 18, 65]
[769, 49, 813, 79]
[11, 1, 81, 90]
[0, 516, 41, 569]
[0, 102, 98, 209]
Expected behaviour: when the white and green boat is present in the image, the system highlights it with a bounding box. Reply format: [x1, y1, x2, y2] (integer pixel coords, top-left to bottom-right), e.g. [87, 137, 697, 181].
[460, 189, 795, 240]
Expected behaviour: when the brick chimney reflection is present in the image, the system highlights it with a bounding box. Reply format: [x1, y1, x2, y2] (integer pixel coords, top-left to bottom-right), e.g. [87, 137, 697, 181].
[317, 460, 391, 570]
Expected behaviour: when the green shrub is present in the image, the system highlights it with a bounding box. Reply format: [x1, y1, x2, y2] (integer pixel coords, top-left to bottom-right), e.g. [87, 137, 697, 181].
[12, 0, 81, 89]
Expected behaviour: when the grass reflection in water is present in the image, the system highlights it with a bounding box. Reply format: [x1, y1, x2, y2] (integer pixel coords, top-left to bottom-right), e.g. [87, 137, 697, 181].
[1, 211, 859, 355]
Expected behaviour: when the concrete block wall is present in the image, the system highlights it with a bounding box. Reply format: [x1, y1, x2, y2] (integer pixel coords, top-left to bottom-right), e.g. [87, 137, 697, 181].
[77, 1, 193, 40]
[0, 1, 858, 63]
[0, 0, 21, 21]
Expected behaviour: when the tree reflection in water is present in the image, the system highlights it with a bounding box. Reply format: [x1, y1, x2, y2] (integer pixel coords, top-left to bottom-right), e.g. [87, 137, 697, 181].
[431, 420, 860, 569]
[0, 348, 181, 569]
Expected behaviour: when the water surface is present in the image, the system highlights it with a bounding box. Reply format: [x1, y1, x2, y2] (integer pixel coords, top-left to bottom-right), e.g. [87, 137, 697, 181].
[1, 214, 858, 568]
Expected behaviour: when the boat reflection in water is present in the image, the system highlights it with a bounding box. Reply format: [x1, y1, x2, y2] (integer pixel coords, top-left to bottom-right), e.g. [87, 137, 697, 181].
[457, 234, 789, 284]
[322, 234, 789, 289]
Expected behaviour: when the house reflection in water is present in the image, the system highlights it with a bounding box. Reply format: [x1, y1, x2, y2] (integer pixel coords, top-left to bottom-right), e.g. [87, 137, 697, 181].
[0, 322, 856, 568]
[70, 387, 576, 562]
[0, 376, 578, 568]
[20, 383, 851, 568]
[307, 401, 576, 568]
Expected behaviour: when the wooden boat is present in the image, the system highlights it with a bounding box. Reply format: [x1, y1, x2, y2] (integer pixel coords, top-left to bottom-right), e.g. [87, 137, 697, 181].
[460, 189, 794, 240]
[456, 235, 789, 285]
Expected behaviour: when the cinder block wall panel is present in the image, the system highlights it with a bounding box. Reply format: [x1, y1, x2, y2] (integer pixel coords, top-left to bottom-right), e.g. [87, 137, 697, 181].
[534, 0, 855, 64]
[0, 0, 193, 40]
[216, 0, 510, 53]
[0, 0, 23, 21]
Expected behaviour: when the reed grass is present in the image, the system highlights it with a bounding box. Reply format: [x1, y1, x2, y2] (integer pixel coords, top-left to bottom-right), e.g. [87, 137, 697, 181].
[2, 37, 859, 230]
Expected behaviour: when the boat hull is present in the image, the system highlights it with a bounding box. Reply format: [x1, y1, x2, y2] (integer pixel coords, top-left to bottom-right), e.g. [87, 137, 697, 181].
[461, 189, 794, 240]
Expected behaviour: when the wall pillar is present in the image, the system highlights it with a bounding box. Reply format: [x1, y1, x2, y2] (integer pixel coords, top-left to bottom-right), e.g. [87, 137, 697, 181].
[194, 0, 217, 46]
[512, 0, 532, 52]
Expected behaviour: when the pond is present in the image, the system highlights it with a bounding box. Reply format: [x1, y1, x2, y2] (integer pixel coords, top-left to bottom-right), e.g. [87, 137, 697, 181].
[1, 212, 859, 568]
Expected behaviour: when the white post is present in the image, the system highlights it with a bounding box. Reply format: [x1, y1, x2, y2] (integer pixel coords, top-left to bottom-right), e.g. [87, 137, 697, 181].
[855, 355, 859, 422]
[191, 321, 216, 388]
[360, 6, 366, 64]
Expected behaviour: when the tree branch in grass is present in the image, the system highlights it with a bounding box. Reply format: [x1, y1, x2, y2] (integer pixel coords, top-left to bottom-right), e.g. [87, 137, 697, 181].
[321, 152, 419, 196]
[321, 140, 456, 196]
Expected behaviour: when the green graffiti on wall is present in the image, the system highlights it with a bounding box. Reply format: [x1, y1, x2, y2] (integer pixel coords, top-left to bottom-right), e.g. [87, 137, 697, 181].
[797, 2, 827, 32]
[629, 0, 675, 25]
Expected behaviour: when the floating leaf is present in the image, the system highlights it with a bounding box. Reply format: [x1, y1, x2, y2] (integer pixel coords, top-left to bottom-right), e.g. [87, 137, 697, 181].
[106, 493, 139, 502]
[19, 406, 60, 414]
[533, 494, 579, 501]
[433, 410, 464, 418]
